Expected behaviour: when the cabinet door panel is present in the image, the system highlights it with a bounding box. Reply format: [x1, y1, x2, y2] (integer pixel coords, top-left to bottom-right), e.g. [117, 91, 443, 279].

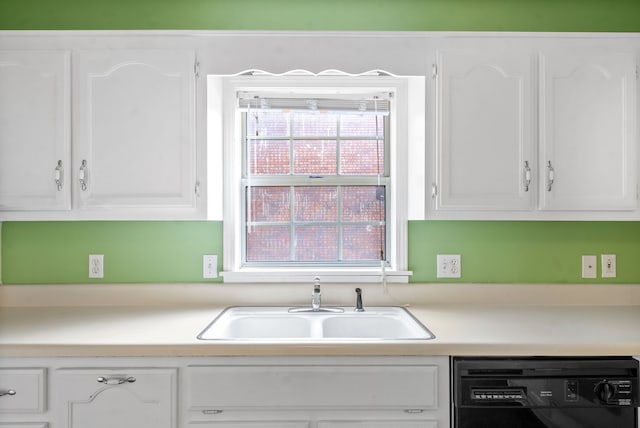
[53, 368, 176, 428]
[74, 49, 196, 211]
[188, 423, 309, 428]
[540, 49, 637, 211]
[319, 422, 436, 428]
[436, 48, 534, 211]
[0, 51, 70, 211]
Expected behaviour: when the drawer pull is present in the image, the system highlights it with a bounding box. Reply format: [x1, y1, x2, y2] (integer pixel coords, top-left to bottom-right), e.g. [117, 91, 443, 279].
[404, 408, 425, 414]
[0, 389, 16, 397]
[202, 409, 224, 415]
[97, 376, 136, 385]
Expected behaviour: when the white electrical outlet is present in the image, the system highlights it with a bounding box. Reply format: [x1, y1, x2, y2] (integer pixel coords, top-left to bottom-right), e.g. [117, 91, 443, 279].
[89, 254, 104, 279]
[203, 255, 218, 279]
[437, 254, 461, 278]
[601, 254, 616, 278]
[581, 255, 597, 279]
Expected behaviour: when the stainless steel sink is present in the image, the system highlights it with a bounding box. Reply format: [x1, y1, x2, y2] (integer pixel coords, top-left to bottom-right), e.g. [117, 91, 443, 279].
[197, 306, 435, 341]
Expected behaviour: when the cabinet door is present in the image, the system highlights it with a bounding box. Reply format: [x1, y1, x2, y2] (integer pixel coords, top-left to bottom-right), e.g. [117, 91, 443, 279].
[73, 49, 197, 213]
[318, 422, 437, 428]
[53, 368, 176, 428]
[0, 51, 71, 212]
[435, 48, 535, 211]
[539, 49, 637, 211]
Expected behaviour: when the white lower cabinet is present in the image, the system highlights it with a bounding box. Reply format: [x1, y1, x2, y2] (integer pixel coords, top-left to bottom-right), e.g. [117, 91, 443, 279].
[52, 367, 177, 428]
[0, 356, 448, 428]
[186, 356, 449, 428]
[0, 368, 47, 428]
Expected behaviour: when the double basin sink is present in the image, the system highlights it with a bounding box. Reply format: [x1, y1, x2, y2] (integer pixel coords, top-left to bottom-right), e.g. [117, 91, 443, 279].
[197, 306, 435, 341]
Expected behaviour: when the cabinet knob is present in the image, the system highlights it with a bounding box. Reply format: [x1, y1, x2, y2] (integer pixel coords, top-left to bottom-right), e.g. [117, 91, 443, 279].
[0, 389, 16, 397]
[97, 376, 136, 385]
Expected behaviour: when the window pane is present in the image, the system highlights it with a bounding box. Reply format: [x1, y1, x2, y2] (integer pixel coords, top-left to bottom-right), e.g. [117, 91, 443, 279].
[340, 114, 385, 136]
[247, 111, 290, 138]
[340, 140, 385, 175]
[292, 112, 338, 137]
[294, 225, 338, 261]
[342, 186, 385, 222]
[294, 186, 337, 222]
[249, 139, 290, 175]
[293, 140, 337, 175]
[246, 225, 291, 261]
[342, 225, 385, 261]
[248, 187, 291, 222]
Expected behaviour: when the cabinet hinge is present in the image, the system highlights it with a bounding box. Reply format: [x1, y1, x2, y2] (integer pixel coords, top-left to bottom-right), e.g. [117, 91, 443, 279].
[432, 63, 438, 79]
[195, 181, 201, 197]
[431, 183, 438, 198]
[194, 58, 200, 78]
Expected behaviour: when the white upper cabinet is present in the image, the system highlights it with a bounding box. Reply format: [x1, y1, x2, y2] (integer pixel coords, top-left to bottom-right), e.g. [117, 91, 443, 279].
[431, 38, 639, 219]
[0, 50, 71, 212]
[73, 49, 198, 215]
[435, 46, 535, 211]
[539, 48, 637, 211]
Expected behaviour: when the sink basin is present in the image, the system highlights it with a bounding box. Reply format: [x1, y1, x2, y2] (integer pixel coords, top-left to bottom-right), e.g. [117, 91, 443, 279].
[197, 306, 435, 341]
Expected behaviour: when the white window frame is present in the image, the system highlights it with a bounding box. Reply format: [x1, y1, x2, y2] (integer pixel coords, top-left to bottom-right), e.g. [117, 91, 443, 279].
[215, 73, 417, 283]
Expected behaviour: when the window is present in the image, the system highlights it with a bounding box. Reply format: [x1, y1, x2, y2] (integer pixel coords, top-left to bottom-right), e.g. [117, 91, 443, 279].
[241, 96, 389, 266]
[217, 73, 415, 283]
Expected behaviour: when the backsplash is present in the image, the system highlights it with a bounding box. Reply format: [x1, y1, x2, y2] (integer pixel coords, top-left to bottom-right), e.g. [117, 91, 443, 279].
[1, 221, 222, 284]
[408, 221, 640, 283]
[2, 220, 640, 284]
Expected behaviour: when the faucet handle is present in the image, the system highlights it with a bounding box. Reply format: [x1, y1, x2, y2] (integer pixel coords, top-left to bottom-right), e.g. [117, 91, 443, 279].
[313, 276, 321, 291]
[355, 288, 365, 312]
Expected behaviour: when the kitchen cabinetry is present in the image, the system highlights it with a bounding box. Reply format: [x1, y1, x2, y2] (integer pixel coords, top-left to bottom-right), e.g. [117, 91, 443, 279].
[431, 39, 638, 218]
[0, 368, 47, 427]
[434, 46, 535, 211]
[0, 356, 448, 428]
[186, 356, 448, 427]
[73, 49, 198, 216]
[53, 367, 177, 428]
[0, 45, 201, 220]
[0, 50, 71, 212]
[539, 48, 637, 211]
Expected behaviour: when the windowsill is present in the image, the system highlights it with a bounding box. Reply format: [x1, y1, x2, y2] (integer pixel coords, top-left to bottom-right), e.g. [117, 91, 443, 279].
[220, 268, 412, 283]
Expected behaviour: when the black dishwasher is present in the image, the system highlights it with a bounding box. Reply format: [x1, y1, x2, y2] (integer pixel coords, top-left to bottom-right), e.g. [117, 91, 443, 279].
[452, 357, 639, 428]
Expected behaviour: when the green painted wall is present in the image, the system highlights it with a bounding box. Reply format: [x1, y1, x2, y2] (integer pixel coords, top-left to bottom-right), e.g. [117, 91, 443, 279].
[2, 0, 640, 32]
[409, 221, 640, 283]
[1, 1, 640, 284]
[1, 222, 223, 284]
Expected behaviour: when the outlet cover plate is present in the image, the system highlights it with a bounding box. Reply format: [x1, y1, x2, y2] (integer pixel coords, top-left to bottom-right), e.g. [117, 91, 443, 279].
[203, 255, 218, 279]
[437, 254, 461, 278]
[89, 254, 104, 279]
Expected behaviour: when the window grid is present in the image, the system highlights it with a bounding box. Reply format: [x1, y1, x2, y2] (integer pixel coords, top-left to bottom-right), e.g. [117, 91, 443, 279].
[243, 110, 389, 266]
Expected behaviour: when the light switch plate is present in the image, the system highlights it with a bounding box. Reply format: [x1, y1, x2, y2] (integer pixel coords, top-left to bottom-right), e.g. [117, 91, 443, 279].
[203, 255, 218, 279]
[601, 254, 616, 278]
[437, 254, 461, 278]
[581, 255, 597, 279]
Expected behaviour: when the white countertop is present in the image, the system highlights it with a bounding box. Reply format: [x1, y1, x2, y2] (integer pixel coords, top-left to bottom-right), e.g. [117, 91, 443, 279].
[2, 301, 640, 357]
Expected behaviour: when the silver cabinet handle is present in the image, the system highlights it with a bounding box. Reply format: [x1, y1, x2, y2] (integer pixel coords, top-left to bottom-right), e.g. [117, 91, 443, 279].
[97, 376, 136, 385]
[0, 389, 16, 397]
[523, 161, 531, 192]
[546, 160, 555, 191]
[54, 160, 64, 191]
[79, 160, 88, 191]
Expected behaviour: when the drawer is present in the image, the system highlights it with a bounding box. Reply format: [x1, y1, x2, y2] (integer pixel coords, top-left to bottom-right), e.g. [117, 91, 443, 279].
[0, 424, 48, 428]
[187, 364, 438, 410]
[0, 369, 46, 413]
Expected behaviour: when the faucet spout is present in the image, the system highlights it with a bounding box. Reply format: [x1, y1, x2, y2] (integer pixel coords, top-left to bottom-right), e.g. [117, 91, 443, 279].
[311, 276, 321, 310]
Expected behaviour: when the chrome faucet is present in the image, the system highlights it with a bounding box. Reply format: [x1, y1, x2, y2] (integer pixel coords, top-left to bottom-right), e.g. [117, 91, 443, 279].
[311, 276, 322, 310]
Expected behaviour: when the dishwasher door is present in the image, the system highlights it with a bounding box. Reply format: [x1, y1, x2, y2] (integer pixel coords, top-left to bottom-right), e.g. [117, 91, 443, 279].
[452, 357, 639, 428]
